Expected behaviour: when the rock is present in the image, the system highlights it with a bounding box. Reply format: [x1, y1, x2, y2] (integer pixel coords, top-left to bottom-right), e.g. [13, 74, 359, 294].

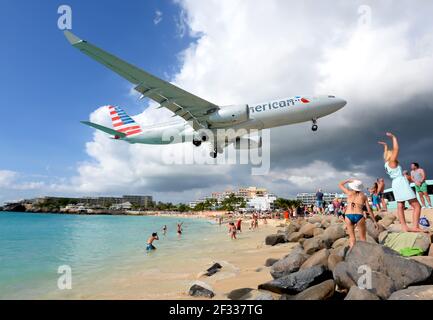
[321, 221, 331, 229]
[259, 265, 332, 294]
[227, 288, 253, 300]
[265, 234, 286, 246]
[366, 219, 384, 241]
[378, 231, 389, 244]
[333, 245, 350, 258]
[344, 286, 380, 300]
[303, 235, 328, 254]
[293, 280, 335, 300]
[285, 222, 300, 236]
[287, 231, 303, 242]
[308, 216, 323, 224]
[332, 237, 349, 249]
[387, 224, 402, 233]
[239, 289, 274, 300]
[429, 244, 433, 257]
[328, 254, 343, 272]
[313, 228, 324, 237]
[265, 258, 279, 267]
[379, 214, 397, 228]
[301, 249, 330, 270]
[414, 233, 431, 252]
[271, 251, 310, 278]
[332, 242, 433, 299]
[205, 262, 222, 276]
[410, 256, 433, 269]
[322, 224, 346, 245]
[388, 285, 433, 300]
[299, 238, 306, 245]
[299, 223, 316, 238]
[189, 283, 215, 298]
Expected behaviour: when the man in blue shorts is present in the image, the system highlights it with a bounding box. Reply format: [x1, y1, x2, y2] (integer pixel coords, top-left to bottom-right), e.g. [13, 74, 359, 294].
[316, 189, 324, 214]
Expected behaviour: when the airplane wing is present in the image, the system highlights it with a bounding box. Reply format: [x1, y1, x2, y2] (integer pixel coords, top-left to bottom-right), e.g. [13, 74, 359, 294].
[80, 121, 127, 138]
[65, 31, 219, 131]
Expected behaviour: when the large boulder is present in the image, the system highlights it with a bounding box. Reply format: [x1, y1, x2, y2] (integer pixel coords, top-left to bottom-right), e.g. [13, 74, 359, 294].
[239, 289, 274, 300]
[227, 288, 253, 300]
[300, 249, 330, 270]
[284, 222, 300, 236]
[410, 256, 433, 269]
[332, 237, 349, 249]
[313, 228, 324, 237]
[328, 254, 344, 272]
[378, 231, 389, 244]
[366, 219, 384, 241]
[379, 214, 397, 228]
[205, 262, 222, 276]
[333, 242, 433, 299]
[259, 265, 332, 294]
[264, 258, 279, 267]
[414, 233, 432, 252]
[287, 231, 303, 242]
[303, 235, 328, 254]
[308, 216, 323, 224]
[322, 224, 346, 245]
[270, 251, 310, 278]
[344, 286, 380, 300]
[189, 282, 215, 298]
[388, 285, 433, 300]
[265, 234, 286, 246]
[293, 279, 335, 300]
[299, 223, 316, 238]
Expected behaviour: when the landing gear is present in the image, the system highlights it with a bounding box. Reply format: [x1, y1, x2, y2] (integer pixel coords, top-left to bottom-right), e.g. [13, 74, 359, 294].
[210, 151, 218, 158]
[311, 119, 318, 132]
[193, 139, 202, 147]
[209, 145, 223, 158]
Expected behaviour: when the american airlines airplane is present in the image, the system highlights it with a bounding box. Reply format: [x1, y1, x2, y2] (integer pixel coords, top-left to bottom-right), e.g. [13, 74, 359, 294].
[64, 31, 346, 158]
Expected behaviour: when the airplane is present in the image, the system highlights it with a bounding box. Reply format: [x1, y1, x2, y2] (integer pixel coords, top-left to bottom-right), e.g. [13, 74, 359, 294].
[64, 31, 347, 158]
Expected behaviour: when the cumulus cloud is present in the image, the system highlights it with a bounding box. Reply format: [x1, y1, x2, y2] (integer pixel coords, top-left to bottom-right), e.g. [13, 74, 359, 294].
[5, 0, 433, 203]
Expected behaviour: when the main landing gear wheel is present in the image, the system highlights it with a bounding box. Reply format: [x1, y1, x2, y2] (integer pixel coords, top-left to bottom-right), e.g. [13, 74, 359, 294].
[210, 151, 218, 158]
[311, 119, 318, 131]
[193, 139, 202, 147]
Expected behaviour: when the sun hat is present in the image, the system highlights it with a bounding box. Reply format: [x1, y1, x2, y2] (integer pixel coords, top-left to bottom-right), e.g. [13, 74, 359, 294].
[347, 180, 365, 192]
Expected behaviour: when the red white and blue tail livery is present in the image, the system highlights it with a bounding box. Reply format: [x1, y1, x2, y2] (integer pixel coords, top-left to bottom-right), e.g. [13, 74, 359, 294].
[108, 106, 142, 137]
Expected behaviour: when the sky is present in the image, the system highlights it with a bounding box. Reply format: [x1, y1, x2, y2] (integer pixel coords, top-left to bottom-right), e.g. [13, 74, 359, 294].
[1, 0, 433, 204]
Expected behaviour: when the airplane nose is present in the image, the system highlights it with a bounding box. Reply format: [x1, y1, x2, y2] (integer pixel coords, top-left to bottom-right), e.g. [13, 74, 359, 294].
[336, 98, 347, 109]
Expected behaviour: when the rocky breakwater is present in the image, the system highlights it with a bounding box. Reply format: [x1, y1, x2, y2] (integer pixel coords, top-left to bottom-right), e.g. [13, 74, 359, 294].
[228, 214, 433, 300]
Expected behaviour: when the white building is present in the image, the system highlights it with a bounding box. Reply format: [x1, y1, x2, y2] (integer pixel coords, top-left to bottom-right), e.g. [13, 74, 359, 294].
[296, 192, 346, 205]
[110, 202, 132, 210]
[246, 194, 277, 211]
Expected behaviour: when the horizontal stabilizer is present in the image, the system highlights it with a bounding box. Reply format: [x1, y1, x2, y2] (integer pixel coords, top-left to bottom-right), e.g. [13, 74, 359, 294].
[80, 121, 126, 138]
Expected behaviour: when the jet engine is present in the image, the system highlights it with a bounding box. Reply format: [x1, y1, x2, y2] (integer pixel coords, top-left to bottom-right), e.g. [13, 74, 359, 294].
[208, 105, 249, 125]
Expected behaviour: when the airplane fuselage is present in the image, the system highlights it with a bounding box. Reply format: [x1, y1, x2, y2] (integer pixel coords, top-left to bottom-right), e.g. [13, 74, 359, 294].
[123, 94, 346, 145]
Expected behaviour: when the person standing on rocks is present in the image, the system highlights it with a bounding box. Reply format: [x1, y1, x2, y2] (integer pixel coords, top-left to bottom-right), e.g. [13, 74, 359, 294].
[315, 189, 324, 214]
[379, 133, 424, 232]
[338, 179, 378, 248]
[377, 178, 387, 211]
[411, 162, 432, 209]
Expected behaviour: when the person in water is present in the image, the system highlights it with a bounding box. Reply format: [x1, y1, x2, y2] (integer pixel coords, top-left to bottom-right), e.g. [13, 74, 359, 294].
[228, 222, 237, 240]
[236, 218, 242, 232]
[146, 232, 159, 251]
[162, 225, 167, 235]
[379, 132, 423, 232]
[339, 179, 378, 248]
[177, 222, 183, 235]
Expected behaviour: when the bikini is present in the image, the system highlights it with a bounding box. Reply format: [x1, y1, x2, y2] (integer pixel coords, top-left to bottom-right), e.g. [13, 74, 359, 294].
[345, 198, 365, 224]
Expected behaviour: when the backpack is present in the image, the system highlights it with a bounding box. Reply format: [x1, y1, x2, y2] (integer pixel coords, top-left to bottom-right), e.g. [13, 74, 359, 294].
[419, 216, 430, 227]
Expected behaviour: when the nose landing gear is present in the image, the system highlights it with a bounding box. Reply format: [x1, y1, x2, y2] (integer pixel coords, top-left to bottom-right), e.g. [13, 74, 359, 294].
[311, 119, 318, 132]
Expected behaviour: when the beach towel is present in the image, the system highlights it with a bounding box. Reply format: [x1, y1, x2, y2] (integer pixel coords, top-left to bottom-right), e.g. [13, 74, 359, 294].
[383, 232, 418, 253]
[399, 247, 424, 257]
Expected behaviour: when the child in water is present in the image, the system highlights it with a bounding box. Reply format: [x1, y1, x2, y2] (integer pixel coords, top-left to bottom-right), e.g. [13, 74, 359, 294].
[146, 232, 159, 251]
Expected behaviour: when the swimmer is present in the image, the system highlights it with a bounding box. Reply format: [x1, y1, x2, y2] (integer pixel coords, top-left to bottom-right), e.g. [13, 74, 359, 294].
[162, 225, 167, 235]
[228, 222, 237, 239]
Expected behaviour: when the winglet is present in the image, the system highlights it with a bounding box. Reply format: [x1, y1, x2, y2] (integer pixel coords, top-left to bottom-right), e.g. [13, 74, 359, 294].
[64, 30, 83, 45]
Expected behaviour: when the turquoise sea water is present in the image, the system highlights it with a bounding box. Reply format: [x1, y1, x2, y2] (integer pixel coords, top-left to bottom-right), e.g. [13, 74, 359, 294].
[0, 212, 221, 299]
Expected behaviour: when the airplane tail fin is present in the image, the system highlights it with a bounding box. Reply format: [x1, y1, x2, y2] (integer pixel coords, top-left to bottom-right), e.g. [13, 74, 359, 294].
[107, 105, 143, 137]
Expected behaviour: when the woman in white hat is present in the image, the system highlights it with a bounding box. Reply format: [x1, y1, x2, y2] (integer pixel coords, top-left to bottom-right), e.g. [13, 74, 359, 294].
[378, 132, 423, 232]
[338, 179, 378, 248]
